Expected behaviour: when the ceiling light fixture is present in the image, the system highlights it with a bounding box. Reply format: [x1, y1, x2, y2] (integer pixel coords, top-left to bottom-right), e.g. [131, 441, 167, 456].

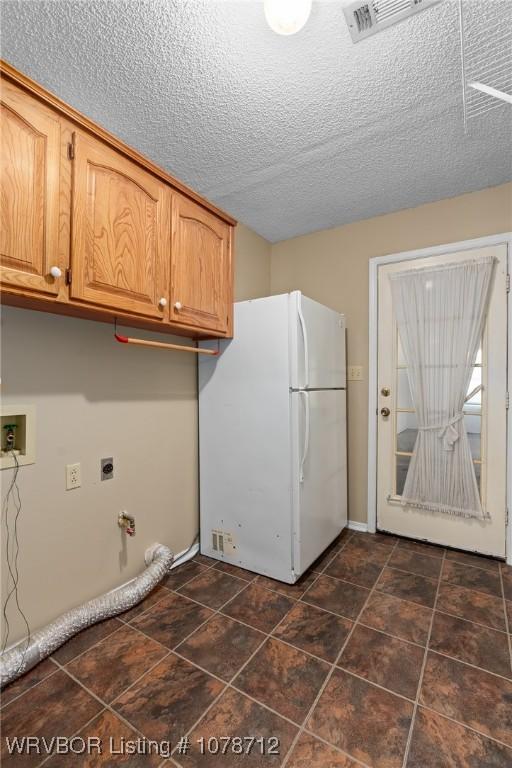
[264, 0, 312, 35]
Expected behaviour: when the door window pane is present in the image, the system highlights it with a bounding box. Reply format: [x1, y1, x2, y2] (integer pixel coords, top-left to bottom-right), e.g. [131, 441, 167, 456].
[473, 462, 481, 493]
[397, 411, 417, 453]
[465, 414, 481, 461]
[396, 455, 411, 496]
[397, 333, 406, 366]
[397, 369, 414, 409]
[466, 367, 482, 406]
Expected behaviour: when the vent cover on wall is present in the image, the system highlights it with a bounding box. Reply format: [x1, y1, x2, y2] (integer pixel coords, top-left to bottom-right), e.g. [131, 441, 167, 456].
[343, 0, 442, 43]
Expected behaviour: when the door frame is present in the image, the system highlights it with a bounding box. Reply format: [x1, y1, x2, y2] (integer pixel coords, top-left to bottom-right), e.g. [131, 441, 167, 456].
[367, 233, 512, 564]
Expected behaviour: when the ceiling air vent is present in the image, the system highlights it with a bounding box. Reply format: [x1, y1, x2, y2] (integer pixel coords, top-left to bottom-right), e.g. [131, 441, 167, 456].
[343, 0, 442, 43]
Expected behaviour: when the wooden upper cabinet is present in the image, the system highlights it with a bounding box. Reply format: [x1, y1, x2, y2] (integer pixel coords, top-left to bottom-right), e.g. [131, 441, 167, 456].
[0, 81, 64, 295]
[171, 194, 232, 334]
[70, 131, 170, 320]
[1, 62, 236, 337]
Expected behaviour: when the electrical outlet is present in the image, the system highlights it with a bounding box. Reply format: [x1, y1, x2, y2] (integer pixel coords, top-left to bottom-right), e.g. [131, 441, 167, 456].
[66, 462, 81, 490]
[101, 457, 114, 481]
[348, 365, 364, 382]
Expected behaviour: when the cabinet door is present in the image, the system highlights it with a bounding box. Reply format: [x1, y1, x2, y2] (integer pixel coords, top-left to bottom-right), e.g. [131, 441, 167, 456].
[171, 194, 232, 334]
[1, 81, 63, 295]
[71, 132, 170, 319]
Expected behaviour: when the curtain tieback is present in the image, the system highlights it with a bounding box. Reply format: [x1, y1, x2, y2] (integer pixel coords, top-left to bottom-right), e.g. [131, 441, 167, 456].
[419, 413, 464, 452]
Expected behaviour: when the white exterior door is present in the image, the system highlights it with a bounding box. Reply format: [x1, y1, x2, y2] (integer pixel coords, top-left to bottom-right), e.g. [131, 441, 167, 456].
[377, 244, 507, 557]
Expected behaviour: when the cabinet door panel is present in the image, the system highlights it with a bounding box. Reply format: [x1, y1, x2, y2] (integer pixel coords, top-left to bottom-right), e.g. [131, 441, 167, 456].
[1, 82, 62, 295]
[171, 194, 232, 334]
[71, 132, 169, 319]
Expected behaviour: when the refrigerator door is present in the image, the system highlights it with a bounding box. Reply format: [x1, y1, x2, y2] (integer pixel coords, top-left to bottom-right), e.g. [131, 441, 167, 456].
[198, 294, 294, 582]
[291, 389, 347, 576]
[289, 292, 346, 390]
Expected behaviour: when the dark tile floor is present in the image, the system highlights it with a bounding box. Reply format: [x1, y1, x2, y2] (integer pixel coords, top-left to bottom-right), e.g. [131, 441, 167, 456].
[2, 530, 512, 767]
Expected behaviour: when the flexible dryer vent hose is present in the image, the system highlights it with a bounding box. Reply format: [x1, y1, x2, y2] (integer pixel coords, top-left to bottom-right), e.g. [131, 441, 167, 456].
[0, 543, 174, 688]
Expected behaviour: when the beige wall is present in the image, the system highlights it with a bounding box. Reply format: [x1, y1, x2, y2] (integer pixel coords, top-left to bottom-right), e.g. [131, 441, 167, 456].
[235, 223, 272, 301]
[3, 185, 511, 644]
[271, 183, 512, 525]
[1, 222, 271, 645]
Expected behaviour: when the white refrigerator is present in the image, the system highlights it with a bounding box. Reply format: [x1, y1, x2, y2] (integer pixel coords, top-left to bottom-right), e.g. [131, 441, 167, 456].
[198, 291, 347, 583]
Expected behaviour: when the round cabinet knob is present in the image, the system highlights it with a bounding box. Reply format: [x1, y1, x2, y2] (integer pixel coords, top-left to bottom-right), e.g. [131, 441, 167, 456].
[158, 297, 167, 308]
[174, 301, 182, 311]
[49, 266, 62, 279]
[380, 407, 391, 418]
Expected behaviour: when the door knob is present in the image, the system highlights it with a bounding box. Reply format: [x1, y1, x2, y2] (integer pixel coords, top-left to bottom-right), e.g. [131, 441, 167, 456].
[158, 297, 167, 308]
[380, 407, 391, 417]
[381, 387, 391, 397]
[49, 266, 62, 278]
[174, 301, 182, 311]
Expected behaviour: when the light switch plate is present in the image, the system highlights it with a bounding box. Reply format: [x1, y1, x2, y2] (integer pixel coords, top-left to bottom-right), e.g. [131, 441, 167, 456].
[348, 365, 364, 381]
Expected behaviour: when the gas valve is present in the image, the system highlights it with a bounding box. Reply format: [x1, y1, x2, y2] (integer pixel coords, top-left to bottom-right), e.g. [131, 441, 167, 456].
[118, 511, 136, 537]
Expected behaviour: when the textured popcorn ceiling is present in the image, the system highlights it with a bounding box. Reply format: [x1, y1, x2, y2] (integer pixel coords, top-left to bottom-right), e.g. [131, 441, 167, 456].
[2, 0, 511, 242]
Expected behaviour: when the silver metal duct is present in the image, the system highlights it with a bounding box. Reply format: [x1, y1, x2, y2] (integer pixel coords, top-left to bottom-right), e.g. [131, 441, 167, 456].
[0, 543, 174, 688]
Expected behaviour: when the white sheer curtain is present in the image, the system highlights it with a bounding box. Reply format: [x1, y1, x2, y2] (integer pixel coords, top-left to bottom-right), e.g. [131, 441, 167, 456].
[390, 256, 495, 520]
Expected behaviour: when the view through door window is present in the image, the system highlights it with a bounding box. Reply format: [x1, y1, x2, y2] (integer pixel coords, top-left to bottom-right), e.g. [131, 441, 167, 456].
[394, 332, 485, 500]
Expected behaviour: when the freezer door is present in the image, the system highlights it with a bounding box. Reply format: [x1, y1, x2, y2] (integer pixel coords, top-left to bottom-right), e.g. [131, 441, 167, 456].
[291, 389, 347, 576]
[289, 292, 346, 390]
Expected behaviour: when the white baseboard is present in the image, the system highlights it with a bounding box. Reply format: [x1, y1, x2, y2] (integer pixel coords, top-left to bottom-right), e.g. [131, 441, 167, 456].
[170, 541, 199, 569]
[347, 520, 368, 533]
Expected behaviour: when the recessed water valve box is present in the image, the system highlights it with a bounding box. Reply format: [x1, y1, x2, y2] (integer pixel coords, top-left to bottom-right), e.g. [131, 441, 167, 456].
[0, 405, 36, 470]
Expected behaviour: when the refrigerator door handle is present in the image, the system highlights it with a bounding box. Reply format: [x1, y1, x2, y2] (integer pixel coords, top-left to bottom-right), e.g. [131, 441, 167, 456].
[299, 391, 310, 483]
[297, 299, 309, 389]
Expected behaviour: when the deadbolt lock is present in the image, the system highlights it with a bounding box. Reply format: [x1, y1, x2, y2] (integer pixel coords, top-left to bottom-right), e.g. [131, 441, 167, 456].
[381, 387, 391, 397]
[380, 407, 391, 418]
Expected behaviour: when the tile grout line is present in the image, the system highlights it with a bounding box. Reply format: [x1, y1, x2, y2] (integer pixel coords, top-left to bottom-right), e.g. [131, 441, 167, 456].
[296, 730, 373, 768]
[31, 557, 252, 767]
[1, 547, 331, 716]
[94, 564, 313, 760]
[37, 609, 512, 767]
[498, 564, 512, 672]
[0, 534, 374, 768]
[354, 621, 428, 650]
[279, 537, 401, 768]
[431, 605, 510, 636]
[33, 706, 112, 768]
[131, 540, 512, 763]
[443, 554, 505, 575]
[2, 621, 133, 712]
[380, 564, 441, 583]
[176, 570, 248, 601]
[0, 661, 61, 711]
[168, 533, 358, 764]
[3, 580, 176, 709]
[400, 547, 447, 768]
[37, 651, 173, 768]
[355, 605, 511, 648]
[5, 534, 508, 767]
[169, 581, 311, 765]
[418, 703, 512, 750]
[425, 647, 512, 683]
[369, 572, 502, 611]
